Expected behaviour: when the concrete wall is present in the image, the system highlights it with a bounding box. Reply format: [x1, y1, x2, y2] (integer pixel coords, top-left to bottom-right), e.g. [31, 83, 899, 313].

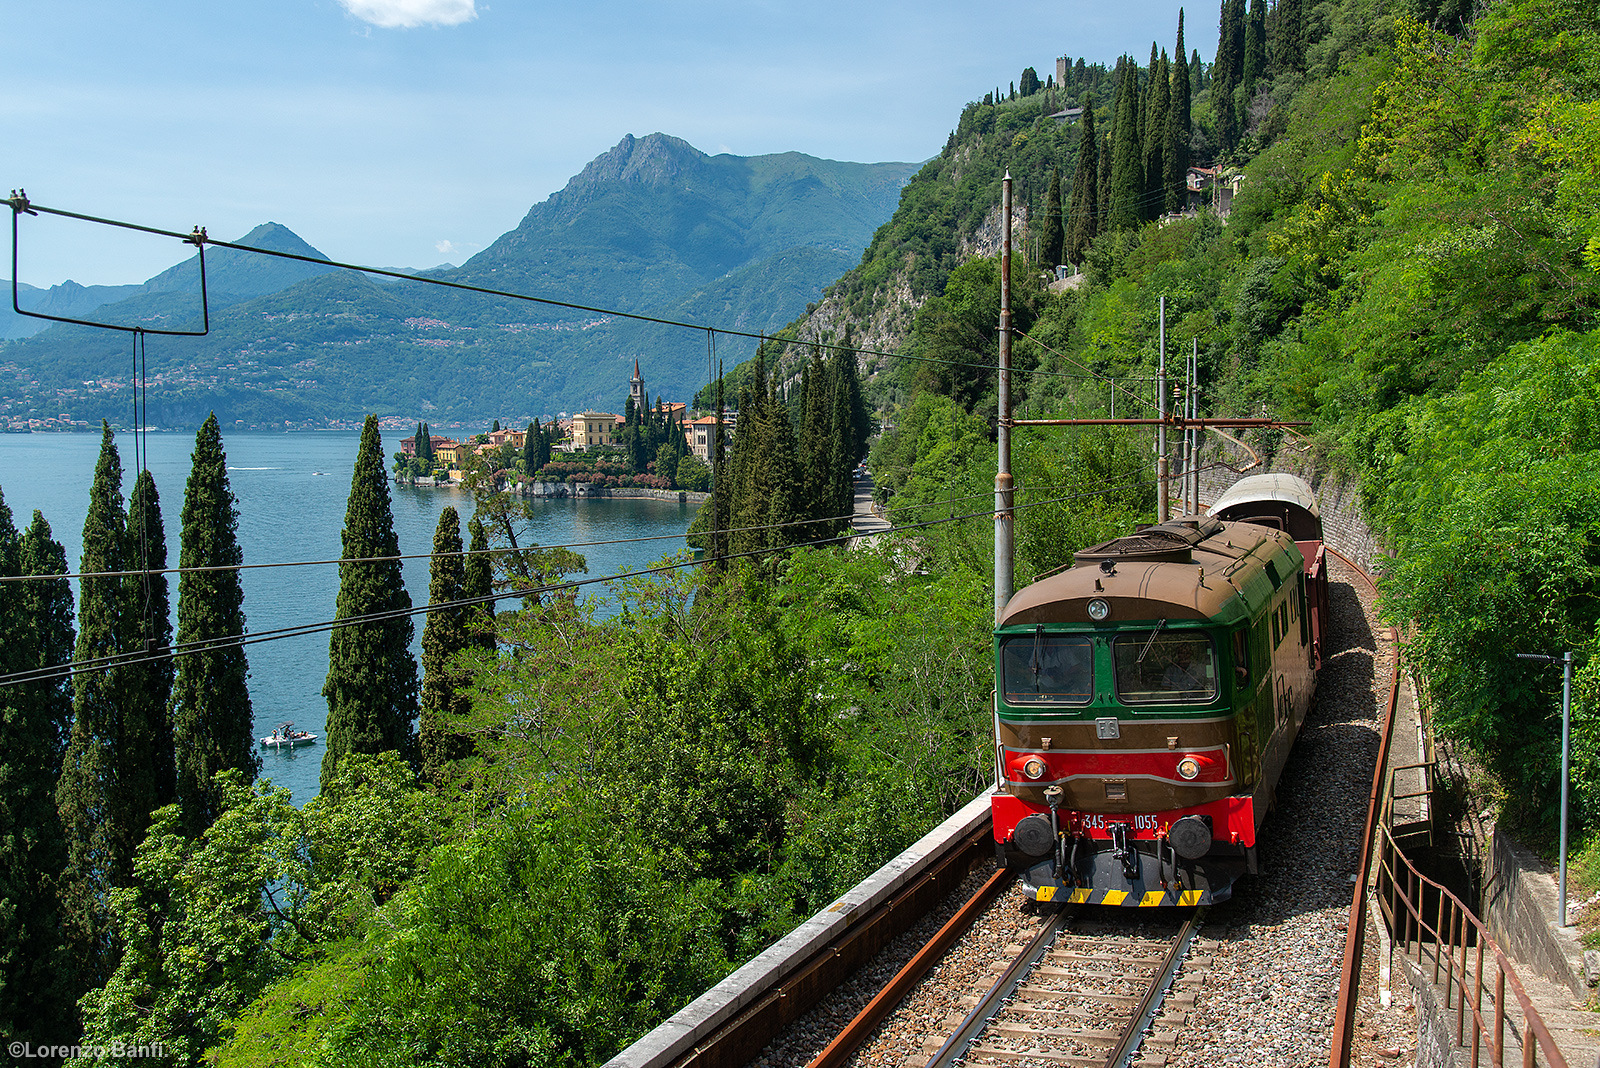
[604, 791, 996, 1068]
[1195, 440, 1381, 571]
[1397, 952, 1475, 1068]
[1484, 829, 1590, 998]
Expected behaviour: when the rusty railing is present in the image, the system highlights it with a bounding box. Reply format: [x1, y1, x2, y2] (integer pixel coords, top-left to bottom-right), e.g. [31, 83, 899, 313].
[1372, 770, 1569, 1068]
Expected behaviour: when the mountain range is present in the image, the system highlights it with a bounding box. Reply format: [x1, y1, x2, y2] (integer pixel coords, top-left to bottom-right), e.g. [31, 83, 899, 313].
[1, 134, 919, 428]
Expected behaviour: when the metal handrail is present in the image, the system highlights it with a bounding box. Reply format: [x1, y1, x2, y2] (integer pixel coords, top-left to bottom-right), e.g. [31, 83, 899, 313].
[1372, 770, 1569, 1068]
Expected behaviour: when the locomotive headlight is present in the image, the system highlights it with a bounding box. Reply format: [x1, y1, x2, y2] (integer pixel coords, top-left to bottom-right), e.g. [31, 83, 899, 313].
[1022, 756, 1047, 780]
[1177, 756, 1201, 780]
[1087, 598, 1111, 621]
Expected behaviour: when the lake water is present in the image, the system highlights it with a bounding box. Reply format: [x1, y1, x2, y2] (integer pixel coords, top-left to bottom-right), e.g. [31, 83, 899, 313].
[0, 430, 696, 804]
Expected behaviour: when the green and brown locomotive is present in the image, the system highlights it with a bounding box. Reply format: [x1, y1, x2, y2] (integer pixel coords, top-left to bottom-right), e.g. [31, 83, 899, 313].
[990, 473, 1329, 906]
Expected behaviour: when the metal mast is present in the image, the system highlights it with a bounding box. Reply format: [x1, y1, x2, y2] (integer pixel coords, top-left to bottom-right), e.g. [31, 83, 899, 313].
[1157, 297, 1168, 522]
[995, 173, 1015, 624]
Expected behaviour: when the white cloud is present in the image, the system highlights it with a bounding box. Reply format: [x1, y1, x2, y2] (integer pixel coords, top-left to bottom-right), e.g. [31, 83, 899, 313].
[337, 0, 476, 29]
[435, 239, 480, 261]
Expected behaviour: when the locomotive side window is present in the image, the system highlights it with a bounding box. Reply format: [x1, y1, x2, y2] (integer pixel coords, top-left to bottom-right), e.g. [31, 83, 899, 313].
[1112, 632, 1217, 705]
[1000, 632, 1094, 705]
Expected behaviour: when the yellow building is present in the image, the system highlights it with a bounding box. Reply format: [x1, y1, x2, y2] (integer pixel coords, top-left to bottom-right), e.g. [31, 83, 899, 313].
[573, 411, 621, 448]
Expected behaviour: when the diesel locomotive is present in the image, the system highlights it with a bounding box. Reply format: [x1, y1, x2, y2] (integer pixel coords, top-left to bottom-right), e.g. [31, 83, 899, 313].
[990, 473, 1328, 906]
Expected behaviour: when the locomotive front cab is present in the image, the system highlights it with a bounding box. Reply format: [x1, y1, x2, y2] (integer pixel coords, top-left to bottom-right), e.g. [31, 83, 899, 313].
[991, 514, 1308, 906]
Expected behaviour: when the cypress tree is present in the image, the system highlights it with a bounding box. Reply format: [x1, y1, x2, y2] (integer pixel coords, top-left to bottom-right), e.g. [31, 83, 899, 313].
[464, 515, 494, 652]
[1108, 57, 1144, 230]
[710, 363, 728, 570]
[419, 507, 471, 783]
[57, 423, 131, 985]
[799, 351, 830, 527]
[1270, 0, 1304, 74]
[726, 352, 769, 555]
[764, 375, 802, 550]
[1143, 49, 1171, 221]
[320, 415, 419, 791]
[1243, 0, 1266, 97]
[826, 360, 855, 529]
[1039, 166, 1065, 268]
[124, 468, 175, 817]
[0, 498, 76, 1047]
[1066, 95, 1099, 264]
[522, 421, 538, 473]
[1167, 13, 1193, 214]
[1214, 0, 1246, 152]
[1097, 124, 1114, 232]
[170, 414, 258, 837]
[847, 357, 870, 466]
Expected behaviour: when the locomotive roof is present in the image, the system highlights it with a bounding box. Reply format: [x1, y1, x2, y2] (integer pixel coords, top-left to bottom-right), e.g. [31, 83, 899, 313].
[997, 517, 1303, 629]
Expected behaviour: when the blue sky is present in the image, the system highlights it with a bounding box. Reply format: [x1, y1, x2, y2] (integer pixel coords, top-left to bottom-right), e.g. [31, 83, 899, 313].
[4, 0, 1215, 288]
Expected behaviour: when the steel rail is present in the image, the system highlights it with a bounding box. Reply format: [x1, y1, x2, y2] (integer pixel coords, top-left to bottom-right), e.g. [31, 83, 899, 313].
[1375, 789, 1569, 1066]
[1325, 545, 1396, 1068]
[923, 906, 1200, 1068]
[805, 866, 1015, 1068]
[1319, 546, 1564, 1067]
[922, 904, 1072, 1068]
[662, 826, 995, 1068]
[1105, 908, 1205, 1068]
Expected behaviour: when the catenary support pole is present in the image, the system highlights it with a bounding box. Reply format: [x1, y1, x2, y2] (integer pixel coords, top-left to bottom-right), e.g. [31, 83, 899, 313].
[995, 173, 1014, 624]
[1157, 297, 1168, 522]
[1561, 650, 1573, 926]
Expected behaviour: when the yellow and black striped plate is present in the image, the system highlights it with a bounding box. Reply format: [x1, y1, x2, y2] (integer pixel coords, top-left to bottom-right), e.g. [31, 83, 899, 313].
[1034, 886, 1206, 907]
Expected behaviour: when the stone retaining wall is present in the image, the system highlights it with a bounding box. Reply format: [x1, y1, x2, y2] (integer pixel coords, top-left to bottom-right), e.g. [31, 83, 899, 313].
[1194, 438, 1381, 571]
[1484, 829, 1591, 998]
[396, 477, 707, 506]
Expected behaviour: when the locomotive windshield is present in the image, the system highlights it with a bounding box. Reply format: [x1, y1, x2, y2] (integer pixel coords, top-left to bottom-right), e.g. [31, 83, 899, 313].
[1113, 631, 1217, 704]
[1000, 631, 1093, 705]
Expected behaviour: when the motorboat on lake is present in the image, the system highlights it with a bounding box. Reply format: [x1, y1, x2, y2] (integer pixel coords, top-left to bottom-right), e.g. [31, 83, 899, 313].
[261, 722, 317, 748]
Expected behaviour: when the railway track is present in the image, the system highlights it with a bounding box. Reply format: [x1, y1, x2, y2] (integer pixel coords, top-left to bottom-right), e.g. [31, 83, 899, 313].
[613, 559, 1390, 1068]
[921, 907, 1204, 1068]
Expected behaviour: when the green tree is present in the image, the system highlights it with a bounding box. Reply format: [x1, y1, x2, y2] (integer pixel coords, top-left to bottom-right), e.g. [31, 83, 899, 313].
[1109, 57, 1144, 229]
[75, 755, 437, 1067]
[0, 498, 77, 1048]
[320, 415, 419, 791]
[419, 507, 472, 783]
[1167, 15, 1192, 214]
[1020, 66, 1041, 96]
[464, 515, 495, 652]
[1243, 0, 1266, 96]
[521, 421, 538, 473]
[56, 423, 143, 986]
[1066, 95, 1100, 264]
[1143, 48, 1172, 220]
[171, 414, 258, 837]
[1039, 166, 1065, 267]
[1269, 0, 1304, 73]
[125, 468, 176, 817]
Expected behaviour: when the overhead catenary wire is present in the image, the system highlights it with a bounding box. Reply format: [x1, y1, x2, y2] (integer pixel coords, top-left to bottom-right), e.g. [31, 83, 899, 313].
[0, 484, 1114, 690]
[1, 463, 1196, 693]
[0, 505, 867, 584]
[7, 193, 1117, 389]
[1, 195, 1234, 688]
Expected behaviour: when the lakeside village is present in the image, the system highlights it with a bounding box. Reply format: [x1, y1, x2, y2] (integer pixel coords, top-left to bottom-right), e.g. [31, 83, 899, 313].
[394, 361, 724, 497]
